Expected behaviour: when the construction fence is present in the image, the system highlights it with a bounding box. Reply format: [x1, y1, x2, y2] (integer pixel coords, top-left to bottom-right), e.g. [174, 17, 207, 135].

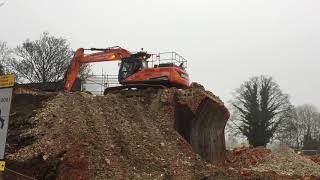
[81, 74, 120, 95]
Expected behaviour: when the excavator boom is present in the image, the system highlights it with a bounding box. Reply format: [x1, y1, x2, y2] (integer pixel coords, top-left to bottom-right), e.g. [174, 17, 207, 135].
[64, 47, 132, 92]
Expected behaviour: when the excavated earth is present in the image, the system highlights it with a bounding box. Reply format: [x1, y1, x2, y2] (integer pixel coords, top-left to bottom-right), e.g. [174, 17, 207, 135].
[3, 86, 320, 180]
[3, 85, 231, 179]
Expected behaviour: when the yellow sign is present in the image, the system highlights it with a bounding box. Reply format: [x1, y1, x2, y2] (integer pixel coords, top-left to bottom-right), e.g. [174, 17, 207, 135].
[0, 75, 15, 88]
[0, 161, 5, 171]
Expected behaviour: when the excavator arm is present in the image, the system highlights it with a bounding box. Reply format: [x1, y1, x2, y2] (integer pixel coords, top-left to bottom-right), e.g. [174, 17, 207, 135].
[64, 47, 132, 92]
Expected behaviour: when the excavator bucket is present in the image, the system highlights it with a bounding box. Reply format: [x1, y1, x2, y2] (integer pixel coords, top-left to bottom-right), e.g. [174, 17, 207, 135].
[172, 83, 230, 163]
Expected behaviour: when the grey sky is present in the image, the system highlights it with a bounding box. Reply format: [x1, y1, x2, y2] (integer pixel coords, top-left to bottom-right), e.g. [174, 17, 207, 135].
[1, 0, 319, 108]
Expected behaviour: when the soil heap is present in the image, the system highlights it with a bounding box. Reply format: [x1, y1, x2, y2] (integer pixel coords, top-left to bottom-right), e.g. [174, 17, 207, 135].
[5, 87, 320, 180]
[4, 86, 229, 179]
[226, 146, 271, 168]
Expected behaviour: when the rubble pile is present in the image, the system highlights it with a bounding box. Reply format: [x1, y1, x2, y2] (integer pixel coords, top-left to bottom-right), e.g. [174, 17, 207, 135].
[226, 146, 271, 168]
[5, 87, 320, 179]
[4, 86, 229, 179]
[251, 145, 320, 176]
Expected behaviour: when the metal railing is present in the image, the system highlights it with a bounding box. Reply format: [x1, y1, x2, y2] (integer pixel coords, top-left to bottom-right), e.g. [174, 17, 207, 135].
[148, 52, 188, 69]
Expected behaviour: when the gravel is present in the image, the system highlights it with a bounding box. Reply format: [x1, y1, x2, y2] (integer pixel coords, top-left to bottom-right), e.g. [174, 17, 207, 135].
[251, 145, 320, 176]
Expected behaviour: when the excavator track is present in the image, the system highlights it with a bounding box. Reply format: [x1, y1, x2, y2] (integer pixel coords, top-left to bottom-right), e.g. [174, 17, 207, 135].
[104, 84, 166, 95]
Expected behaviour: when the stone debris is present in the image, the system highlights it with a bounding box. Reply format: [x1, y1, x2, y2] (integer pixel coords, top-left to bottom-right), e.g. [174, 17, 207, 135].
[251, 145, 320, 176]
[5, 87, 229, 179]
[4, 87, 320, 180]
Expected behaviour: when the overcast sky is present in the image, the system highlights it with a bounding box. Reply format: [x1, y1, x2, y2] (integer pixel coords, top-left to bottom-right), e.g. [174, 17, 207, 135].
[0, 0, 319, 108]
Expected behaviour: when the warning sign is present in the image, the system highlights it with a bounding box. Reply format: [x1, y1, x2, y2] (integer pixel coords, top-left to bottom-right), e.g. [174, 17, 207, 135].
[0, 75, 14, 162]
[0, 88, 12, 160]
[0, 74, 15, 88]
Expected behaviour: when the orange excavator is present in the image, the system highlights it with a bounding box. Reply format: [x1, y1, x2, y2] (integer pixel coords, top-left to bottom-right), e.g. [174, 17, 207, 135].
[64, 46, 189, 93]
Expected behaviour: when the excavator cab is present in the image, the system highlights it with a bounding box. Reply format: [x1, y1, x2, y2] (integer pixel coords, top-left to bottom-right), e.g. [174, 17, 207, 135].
[118, 51, 189, 88]
[118, 58, 144, 82]
[118, 52, 150, 82]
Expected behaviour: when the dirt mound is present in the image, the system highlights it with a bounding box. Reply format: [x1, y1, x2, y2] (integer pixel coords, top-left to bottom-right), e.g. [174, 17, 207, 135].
[4, 86, 229, 179]
[7, 89, 56, 153]
[3, 89, 57, 179]
[226, 146, 271, 168]
[5, 87, 317, 179]
[251, 145, 320, 176]
[306, 155, 320, 165]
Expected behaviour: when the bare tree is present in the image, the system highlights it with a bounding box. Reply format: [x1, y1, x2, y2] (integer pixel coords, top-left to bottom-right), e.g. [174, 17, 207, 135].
[10, 32, 90, 83]
[225, 133, 239, 150]
[0, 1, 6, 7]
[230, 75, 292, 147]
[279, 104, 320, 149]
[0, 40, 13, 74]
